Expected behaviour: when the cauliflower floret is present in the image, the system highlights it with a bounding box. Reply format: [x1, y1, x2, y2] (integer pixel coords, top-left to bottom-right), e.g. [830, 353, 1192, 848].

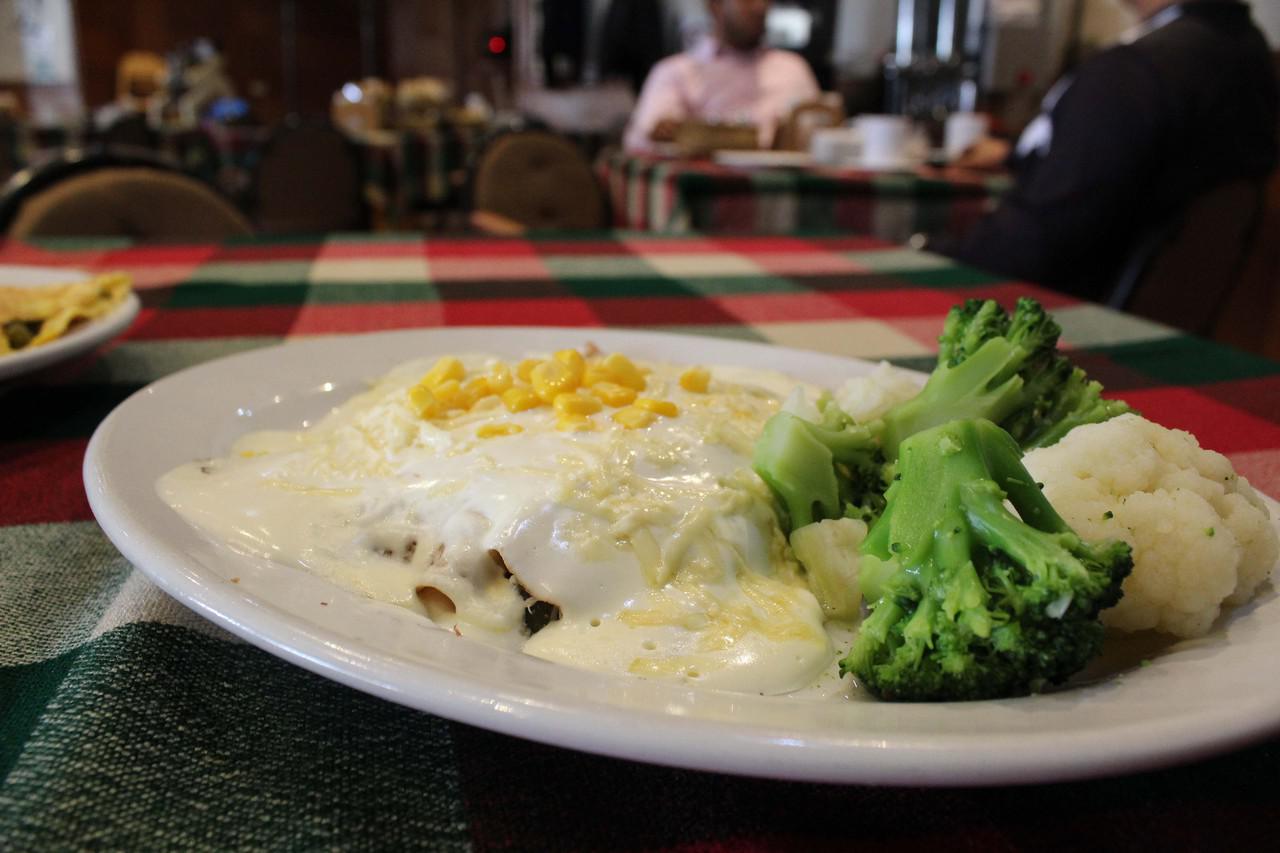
[1022, 413, 1278, 638]
[834, 361, 923, 423]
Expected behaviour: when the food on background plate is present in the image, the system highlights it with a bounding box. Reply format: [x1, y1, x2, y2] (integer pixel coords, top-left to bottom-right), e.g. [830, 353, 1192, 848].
[0, 272, 132, 355]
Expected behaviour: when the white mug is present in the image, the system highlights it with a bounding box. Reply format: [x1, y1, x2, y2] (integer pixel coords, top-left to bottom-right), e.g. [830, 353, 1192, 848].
[855, 115, 909, 169]
[944, 112, 990, 161]
[809, 127, 861, 166]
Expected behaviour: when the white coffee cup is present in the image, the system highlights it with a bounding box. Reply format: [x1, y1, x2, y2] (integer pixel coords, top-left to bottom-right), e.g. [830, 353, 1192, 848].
[809, 127, 861, 166]
[944, 112, 990, 161]
[855, 115, 909, 169]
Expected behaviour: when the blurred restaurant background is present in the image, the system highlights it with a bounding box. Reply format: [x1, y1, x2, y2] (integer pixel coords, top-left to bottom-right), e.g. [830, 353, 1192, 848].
[0, 0, 1277, 347]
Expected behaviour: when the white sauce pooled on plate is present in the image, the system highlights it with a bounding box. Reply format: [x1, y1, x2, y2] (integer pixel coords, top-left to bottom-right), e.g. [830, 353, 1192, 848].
[158, 352, 833, 694]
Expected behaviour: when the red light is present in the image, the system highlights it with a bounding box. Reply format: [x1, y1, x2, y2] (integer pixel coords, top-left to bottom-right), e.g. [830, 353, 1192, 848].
[488, 35, 507, 55]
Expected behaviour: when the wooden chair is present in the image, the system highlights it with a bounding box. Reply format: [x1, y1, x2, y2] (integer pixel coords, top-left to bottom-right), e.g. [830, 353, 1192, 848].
[0, 112, 21, 186]
[100, 111, 158, 150]
[775, 100, 845, 152]
[253, 120, 367, 234]
[0, 150, 251, 240]
[1107, 178, 1268, 341]
[469, 131, 605, 234]
[1210, 170, 1280, 358]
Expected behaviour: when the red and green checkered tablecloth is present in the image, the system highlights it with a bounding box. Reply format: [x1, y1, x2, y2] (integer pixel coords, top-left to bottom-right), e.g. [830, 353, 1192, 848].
[3, 233, 1279, 850]
[601, 150, 1011, 244]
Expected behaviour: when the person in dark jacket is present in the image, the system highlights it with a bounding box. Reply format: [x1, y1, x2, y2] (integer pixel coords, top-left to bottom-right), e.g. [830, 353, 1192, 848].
[933, 0, 1278, 301]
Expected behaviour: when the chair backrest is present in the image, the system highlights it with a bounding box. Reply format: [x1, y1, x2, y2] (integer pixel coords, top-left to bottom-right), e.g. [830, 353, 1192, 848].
[253, 121, 367, 234]
[167, 127, 221, 186]
[101, 112, 158, 150]
[1107, 179, 1265, 337]
[776, 100, 845, 152]
[0, 153, 252, 241]
[0, 114, 20, 185]
[471, 131, 605, 231]
[1210, 169, 1280, 358]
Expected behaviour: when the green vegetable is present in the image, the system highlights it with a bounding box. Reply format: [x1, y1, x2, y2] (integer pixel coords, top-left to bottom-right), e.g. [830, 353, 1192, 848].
[752, 297, 1129, 533]
[883, 297, 1131, 456]
[752, 397, 886, 530]
[840, 419, 1132, 701]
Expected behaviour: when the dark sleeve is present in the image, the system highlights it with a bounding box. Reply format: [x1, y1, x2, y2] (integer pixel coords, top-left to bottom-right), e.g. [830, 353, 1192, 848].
[943, 48, 1169, 299]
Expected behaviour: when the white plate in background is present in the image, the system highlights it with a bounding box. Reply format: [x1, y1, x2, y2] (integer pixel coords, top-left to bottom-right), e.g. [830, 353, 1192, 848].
[712, 150, 814, 170]
[0, 265, 140, 381]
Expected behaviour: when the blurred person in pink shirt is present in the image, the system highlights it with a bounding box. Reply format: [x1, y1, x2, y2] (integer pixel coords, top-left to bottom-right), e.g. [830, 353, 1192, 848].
[623, 0, 820, 153]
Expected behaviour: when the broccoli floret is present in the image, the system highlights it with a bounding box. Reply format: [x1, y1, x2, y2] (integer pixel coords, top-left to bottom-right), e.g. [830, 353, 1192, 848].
[752, 298, 1128, 533]
[840, 419, 1132, 701]
[752, 407, 885, 531]
[882, 298, 1130, 456]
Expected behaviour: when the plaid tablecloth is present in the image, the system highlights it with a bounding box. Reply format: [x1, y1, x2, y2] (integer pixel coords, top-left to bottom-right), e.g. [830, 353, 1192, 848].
[601, 150, 1011, 243]
[3, 233, 1279, 850]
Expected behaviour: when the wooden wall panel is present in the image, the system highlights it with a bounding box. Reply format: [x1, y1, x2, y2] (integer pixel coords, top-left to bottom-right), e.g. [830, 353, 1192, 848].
[386, 0, 509, 105]
[72, 0, 377, 125]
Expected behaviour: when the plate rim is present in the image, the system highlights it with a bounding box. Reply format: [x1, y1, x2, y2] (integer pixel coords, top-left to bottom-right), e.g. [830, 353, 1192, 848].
[82, 326, 1280, 785]
[711, 150, 815, 169]
[0, 265, 140, 381]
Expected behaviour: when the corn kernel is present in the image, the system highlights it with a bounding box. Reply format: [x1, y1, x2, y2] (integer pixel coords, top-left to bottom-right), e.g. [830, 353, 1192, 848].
[679, 367, 711, 393]
[589, 381, 637, 407]
[464, 376, 494, 402]
[531, 358, 579, 402]
[556, 414, 595, 432]
[487, 362, 513, 393]
[582, 364, 608, 387]
[409, 384, 443, 418]
[612, 406, 657, 429]
[476, 423, 524, 438]
[516, 358, 541, 383]
[433, 379, 475, 410]
[635, 398, 678, 417]
[554, 392, 603, 416]
[422, 356, 465, 388]
[554, 349, 586, 384]
[501, 386, 543, 412]
[601, 353, 646, 390]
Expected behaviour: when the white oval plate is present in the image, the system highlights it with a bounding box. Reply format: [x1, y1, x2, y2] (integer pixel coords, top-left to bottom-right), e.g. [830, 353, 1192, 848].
[83, 327, 1280, 786]
[0, 265, 141, 381]
[712, 150, 814, 170]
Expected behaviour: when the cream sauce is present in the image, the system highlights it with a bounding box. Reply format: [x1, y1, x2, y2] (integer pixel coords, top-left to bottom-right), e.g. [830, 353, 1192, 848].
[158, 353, 833, 693]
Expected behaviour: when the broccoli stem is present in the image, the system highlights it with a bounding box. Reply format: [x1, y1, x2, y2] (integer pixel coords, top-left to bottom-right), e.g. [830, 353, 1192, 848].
[880, 337, 1029, 459]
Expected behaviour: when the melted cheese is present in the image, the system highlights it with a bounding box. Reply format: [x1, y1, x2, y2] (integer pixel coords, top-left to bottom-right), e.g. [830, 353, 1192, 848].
[158, 353, 833, 693]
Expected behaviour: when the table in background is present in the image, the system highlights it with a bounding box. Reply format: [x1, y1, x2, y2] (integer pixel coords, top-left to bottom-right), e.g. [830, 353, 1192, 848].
[2, 233, 1278, 849]
[358, 125, 491, 228]
[0, 123, 272, 209]
[160, 124, 272, 207]
[3, 122, 491, 229]
[601, 150, 1010, 243]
